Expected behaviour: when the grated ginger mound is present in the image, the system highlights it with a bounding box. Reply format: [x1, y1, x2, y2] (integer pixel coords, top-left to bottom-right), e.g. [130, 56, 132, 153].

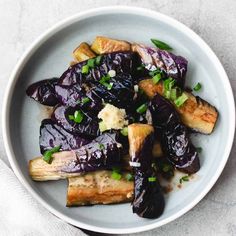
[98, 104, 128, 130]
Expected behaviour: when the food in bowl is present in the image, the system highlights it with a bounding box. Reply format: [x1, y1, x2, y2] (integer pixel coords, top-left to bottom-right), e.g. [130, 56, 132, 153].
[26, 36, 218, 219]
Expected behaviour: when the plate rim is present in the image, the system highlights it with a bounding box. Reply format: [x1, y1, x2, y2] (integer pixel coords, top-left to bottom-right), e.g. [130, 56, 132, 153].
[2, 5, 235, 234]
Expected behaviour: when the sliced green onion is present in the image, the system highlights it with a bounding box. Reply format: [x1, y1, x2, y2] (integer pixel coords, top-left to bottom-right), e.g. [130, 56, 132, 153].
[95, 55, 102, 65]
[193, 82, 202, 92]
[108, 70, 116, 78]
[112, 166, 121, 173]
[174, 92, 188, 107]
[152, 73, 162, 84]
[179, 175, 189, 184]
[81, 97, 90, 105]
[148, 176, 156, 182]
[43, 146, 61, 164]
[136, 103, 147, 114]
[151, 38, 172, 50]
[98, 143, 105, 150]
[87, 58, 95, 68]
[149, 69, 161, 77]
[81, 65, 89, 74]
[125, 173, 134, 181]
[134, 85, 139, 92]
[163, 77, 175, 91]
[69, 110, 84, 123]
[170, 88, 177, 101]
[164, 90, 171, 99]
[99, 121, 107, 132]
[111, 171, 122, 180]
[120, 127, 128, 136]
[196, 147, 202, 153]
[106, 82, 113, 90]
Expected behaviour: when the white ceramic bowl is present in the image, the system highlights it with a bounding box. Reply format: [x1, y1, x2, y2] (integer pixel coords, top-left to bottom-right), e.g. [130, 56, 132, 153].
[2, 6, 235, 234]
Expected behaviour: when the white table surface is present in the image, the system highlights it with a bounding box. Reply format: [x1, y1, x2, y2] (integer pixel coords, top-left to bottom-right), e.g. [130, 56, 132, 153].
[0, 0, 235, 235]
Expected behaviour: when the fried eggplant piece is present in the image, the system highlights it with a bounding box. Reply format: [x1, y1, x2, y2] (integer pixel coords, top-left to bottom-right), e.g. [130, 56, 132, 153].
[149, 94, 200, 174]
[139, 79, 218, 134]
[128, 124, 165, 219]
[66, 170, 134, 206]
[91, 36, 131, 54]
[73, 42, 96, 62]
[29, 133, 122, 181]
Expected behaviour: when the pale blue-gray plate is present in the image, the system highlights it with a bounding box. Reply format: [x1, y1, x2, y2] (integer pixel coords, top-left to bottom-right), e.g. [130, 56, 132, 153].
[2, 6, 235, 234]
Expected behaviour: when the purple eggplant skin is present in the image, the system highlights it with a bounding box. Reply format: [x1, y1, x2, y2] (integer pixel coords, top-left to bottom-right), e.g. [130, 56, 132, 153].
[26, 78, 60, 106]
[61, 133, 123, 173]
[58, 52, 137, 86]
[148, 94, 200, 174]
[133, 169, 165, 218]
[51, 105, 100, 137]
[133, 44, 188, 88]
[39, 119, 91, 154]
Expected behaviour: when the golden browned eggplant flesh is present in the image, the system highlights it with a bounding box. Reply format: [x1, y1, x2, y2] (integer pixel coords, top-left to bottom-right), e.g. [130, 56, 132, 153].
[139, 79, 218, 134]
[67, 170, 134, 206]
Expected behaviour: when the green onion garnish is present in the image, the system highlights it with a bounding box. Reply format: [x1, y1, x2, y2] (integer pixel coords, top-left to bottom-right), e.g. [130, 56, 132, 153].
[136, 103, 147, 114]
[174, 92, 188, 107]
[106, 82, 113, 90]
[152, 73, 162, 84]
[196, 147, 202, 153]
[111, 171, 122, 180]
[149, 69, 161, 77]
[148, 176, 156, 182]
[99, 121, 107, 132]
[179, 175, 189, 184]
[69, 110, 84, 123]
[120, 127, 128, 136]
[193, 82, 202, 92]
[81, 65, 89, 74]
[87, 58, 95, 68]
[151, 38, 172, 50]
[125, 173, 134, 181]
[81, 97, 90, 105]
[163, 77, 175, 91]
[170, 88, 177, 101]
[99, 143, 105, 150]
[95, 55, 102, 65]
[43, 146, 61, 164]
[111, 167, 122, 180]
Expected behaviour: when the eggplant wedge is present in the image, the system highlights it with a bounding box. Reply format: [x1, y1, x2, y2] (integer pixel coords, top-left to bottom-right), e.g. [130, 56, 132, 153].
[91, 36, 131, 54]
[73, 42, 96, 62]
[139, 79, 218, 134]
[149, 94, 200, 174]
[128, 124, 165, 219]
[66, 170, 134, 206]
[29, 133, 122, 181]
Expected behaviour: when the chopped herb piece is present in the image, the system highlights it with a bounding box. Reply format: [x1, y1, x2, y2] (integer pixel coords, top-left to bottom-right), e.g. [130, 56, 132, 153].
[170, 88, 177, 101]
[174, 92, 189, 107]
[69, 110, 84, 123]
[111, 171, 122, 180]
[106, 82, 113, 90]
[164, 90, 171, 99]
[81, 65, 89, 74]
[125, 173, 134, 181]
[112, 166, 121, 173]
[81, 97, 90, 105]
[95, 55, 102, 65]
[136, 103, 147, 114]
[87, 58, 95, 68]
[193, 82, 202, 92]
[120, 127, 128, 136]
[148, 176, 156, 182]
[163, 77, 175, 91]
[99, 121, 107, 132]
[152, 73, 162, 84]
[98, 143, 105, 150]
[149, 69, 161, 77]
[196, 147, 202, 153]
[43, 146, 61, 164]
[179, 175, 189, 184]
[151, 38, 172, 50]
